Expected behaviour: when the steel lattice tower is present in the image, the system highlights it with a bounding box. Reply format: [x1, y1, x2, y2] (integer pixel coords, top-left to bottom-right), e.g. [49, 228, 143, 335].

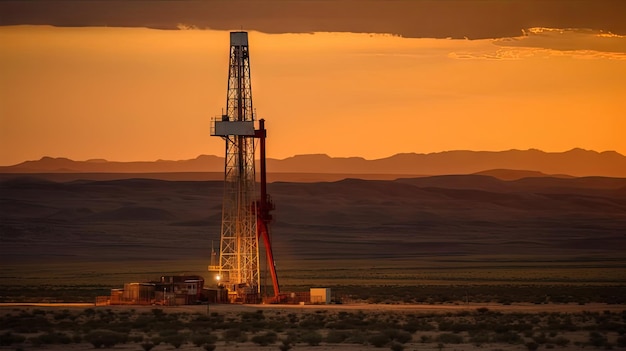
[210, 32, 259, 302]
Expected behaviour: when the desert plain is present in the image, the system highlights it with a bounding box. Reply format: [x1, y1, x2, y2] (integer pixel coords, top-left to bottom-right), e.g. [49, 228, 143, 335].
[0, 302, 625, 350]
[1, 167, 625, 350]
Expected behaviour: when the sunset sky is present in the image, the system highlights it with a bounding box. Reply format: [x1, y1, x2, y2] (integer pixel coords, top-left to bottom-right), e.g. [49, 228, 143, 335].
[1, 24, 625, 165]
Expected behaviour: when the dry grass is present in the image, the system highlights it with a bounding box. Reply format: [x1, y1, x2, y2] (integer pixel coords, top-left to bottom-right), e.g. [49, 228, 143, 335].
[1, 304, 625, 351]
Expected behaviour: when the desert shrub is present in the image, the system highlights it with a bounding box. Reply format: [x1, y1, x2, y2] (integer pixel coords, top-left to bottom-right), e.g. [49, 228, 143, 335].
[28, 336, 42, 347]
[493, 331, 522, 344]
[191, 333, 218, 347]
[345, 330, 368, 344]
[617, 335, 626, 348]
[192, 314, 211, 322]
[158, 329, 179, 337]
[438, 320, 472, 333]
[35, 331, 72, 344]
[401, 320, 418, 333]
[239, 311, 268, 331]
[286, 313, 298, 324]
[476, 307, 490, 314]
[72, 334, 82, 343]
[588, 331, 608, 348]
[282, 330, 300, 344]
[251, 331, 277, 346]
[151, 318, 185, 333]
[384, 329, 412, 344]
[436, 333, 463, 344]
[11, 315, 52, 333]
[223, 328, 247, 342]
[469, 331, 490, 346]
[106, 323, 132, 334]
[402, 319, 436, 333]
[298, 314, 327, 329]
[525, 341, 539, 351]
[240, 310, 265, 321]
[266, 317, 289, 332]
[126, 334, 143, 343]
[141, 342, 155, 351]
[553, 336, 570, 346]
[326, 330, 350, 343]
[163, 334, 186, 349]
[0, 332, 26, 346]
[325, 320, 358, 329]
[368, 332, 391, 347]
[419, 335, 433, 343]
[301, 331, 322, 346]
[513, 323, 534, 332]
[130, 316, 153, 331]
[53, 309, 73, 320]
[204, 344, 217, 351]
[238, 329, 249, 342]
[85, 329, 128, 348]
[533, 332, 548, 344]
[151, 308, 164, 317]
[493, 323, 511, 334]
[150, 336, 163, 345]
[189, 319, 214, 332]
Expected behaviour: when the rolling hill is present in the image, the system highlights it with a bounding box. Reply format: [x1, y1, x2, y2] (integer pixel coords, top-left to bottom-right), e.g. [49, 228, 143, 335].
[1, 174, 624, 286]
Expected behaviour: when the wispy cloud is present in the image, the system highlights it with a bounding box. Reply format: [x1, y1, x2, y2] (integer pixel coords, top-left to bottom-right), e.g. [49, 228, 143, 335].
[451, 27, 626, 60]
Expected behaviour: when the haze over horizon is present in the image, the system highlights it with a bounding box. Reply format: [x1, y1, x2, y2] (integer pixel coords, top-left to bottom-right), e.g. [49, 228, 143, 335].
[1, 1, 625, 166]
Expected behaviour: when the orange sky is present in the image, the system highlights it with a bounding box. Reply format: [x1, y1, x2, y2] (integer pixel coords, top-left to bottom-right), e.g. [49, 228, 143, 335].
[1, 26, 625, 165]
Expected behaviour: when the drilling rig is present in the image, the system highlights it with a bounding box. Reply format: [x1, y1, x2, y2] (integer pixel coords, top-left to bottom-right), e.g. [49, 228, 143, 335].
[209, 32, 280, 303]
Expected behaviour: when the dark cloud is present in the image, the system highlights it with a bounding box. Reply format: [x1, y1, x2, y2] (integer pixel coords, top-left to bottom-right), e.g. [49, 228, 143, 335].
[2, 0, 626, 39]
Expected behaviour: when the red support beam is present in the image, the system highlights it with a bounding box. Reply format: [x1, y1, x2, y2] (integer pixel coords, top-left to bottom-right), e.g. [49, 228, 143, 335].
[255, 119, 280, 297]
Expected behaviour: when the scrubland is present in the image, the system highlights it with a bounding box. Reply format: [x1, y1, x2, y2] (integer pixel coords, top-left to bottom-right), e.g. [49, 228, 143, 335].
[1, 304, 626, 350]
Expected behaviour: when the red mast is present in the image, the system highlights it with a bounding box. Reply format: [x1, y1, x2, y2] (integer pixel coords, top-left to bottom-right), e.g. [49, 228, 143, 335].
[255, 119, 280, 298]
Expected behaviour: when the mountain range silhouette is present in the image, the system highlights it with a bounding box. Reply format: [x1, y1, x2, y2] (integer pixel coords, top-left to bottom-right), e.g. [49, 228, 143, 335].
[1, 149, 624, 178]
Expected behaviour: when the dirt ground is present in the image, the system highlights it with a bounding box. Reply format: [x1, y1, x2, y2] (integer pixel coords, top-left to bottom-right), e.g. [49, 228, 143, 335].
[0, 342, 527, 351]
[155, 302, 625, 316]
[2, 300, 625, 314]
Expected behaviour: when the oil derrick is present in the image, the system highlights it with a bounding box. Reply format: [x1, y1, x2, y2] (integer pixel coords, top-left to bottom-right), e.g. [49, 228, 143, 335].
[209, 32, 279, 303]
